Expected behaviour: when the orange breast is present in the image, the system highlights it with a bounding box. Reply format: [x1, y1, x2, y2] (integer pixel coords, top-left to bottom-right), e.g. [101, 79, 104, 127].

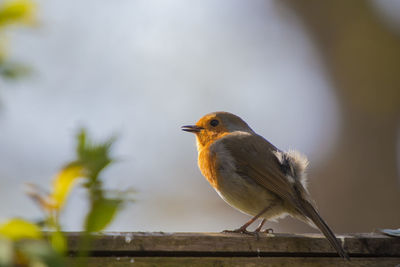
[198, 144, 219, 189]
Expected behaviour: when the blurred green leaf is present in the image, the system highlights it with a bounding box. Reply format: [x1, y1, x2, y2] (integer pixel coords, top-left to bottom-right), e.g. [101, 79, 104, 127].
[0, 61, 31, 80]
[0, 218, 42, 241]
[76, 129, 115, 182]
[0, 0, 36, 83]
[0, 239, 13, 266]
[50, 230, 66, 255]
[26, 165, 84, 214]
[18, 240, 66, 267]
[85, 198, 121, 233]
[0, 0, 36, 27]
[48, 164, 84, 212]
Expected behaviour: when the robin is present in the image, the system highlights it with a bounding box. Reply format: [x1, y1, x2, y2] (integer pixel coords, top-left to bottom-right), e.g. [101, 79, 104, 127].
[182, 111, 348, 259]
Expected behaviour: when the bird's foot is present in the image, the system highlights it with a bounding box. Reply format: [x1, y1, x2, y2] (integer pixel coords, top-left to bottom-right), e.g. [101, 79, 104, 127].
[222, 227, 259, 237]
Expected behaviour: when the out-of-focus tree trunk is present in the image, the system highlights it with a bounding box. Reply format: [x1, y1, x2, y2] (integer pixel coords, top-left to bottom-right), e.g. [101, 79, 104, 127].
[284, 0, 400, 232]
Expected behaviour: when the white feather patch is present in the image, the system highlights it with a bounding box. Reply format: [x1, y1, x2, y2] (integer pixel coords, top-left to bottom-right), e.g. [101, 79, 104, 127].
[286, 149, 309, 174]
[273, 149, 309, 189]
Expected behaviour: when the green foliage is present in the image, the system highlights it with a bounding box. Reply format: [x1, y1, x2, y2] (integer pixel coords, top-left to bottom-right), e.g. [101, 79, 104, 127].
[0, 239, 66, 267]
[0, 219, 64, 267]
[74, 129, 128, 233]
[0, 0, 36, 27]
[0, 60, 31, 80]
[49, 228, 67, 255]
[0, 218, 42, 240]
[0, 128, 135, 266]
[76, 129, 115, 186]
[17, 240, 66, 267]
[85, 198, 122, 233]
[0, 0, 36, 81]
[0, 239, 12, 266]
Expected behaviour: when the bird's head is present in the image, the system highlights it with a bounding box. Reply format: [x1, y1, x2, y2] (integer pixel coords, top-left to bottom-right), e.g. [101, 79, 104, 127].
[182, 111, 253, 148]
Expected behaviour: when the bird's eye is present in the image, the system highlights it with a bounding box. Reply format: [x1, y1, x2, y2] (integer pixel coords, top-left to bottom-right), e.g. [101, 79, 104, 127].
[210, 119, 219, 127]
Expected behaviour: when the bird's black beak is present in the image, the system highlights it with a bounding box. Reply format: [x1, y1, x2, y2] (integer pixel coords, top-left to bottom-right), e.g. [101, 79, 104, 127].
[181, 125, 204, 133]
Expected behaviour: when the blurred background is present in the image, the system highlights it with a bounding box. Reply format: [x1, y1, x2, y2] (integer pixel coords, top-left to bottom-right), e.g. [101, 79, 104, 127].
[0, 0, 399, 233]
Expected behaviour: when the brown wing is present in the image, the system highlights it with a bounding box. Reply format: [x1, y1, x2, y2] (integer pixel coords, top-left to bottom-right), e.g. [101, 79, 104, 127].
[219, 132, 349, 260]
[219, 132, 300, 208]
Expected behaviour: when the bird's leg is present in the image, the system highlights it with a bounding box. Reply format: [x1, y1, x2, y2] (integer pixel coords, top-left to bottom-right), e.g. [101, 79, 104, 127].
[223, 206, 270, 235]
[255, 218, 266, 233]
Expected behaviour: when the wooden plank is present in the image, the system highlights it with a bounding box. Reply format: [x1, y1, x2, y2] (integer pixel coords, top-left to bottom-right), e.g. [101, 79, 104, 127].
[68, 257, 400, 267]
[66, 232, 400, 257]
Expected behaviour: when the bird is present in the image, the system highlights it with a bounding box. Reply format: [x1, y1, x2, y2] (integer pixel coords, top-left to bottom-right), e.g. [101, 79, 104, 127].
[182, 111, 349, 259]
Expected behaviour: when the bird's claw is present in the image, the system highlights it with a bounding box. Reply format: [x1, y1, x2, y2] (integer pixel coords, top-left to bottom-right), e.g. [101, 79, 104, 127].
[223, 227, 249, 234]
[222, 227, 259, 238]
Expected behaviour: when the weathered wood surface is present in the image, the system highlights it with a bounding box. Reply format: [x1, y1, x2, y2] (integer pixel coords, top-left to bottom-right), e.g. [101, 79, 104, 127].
[69, 257, 400, 267]
[66, 232, 400, 266]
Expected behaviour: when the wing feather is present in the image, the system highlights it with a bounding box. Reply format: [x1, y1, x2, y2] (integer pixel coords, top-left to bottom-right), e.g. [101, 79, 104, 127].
[219, 132, 300, 208]
[219, 132, 349, 259]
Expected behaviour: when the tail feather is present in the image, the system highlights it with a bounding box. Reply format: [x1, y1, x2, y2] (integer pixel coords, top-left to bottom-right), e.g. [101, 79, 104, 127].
[300, 199, 349, 260]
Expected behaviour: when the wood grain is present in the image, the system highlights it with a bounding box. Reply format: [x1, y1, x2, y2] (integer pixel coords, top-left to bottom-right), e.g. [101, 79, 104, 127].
[66, 232, 400, 257]
[68, 257, 400, 267]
